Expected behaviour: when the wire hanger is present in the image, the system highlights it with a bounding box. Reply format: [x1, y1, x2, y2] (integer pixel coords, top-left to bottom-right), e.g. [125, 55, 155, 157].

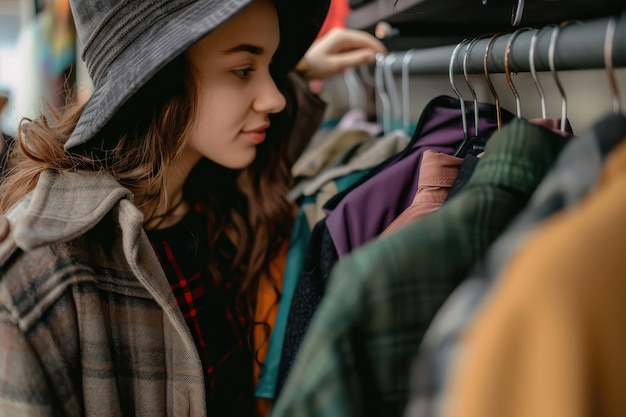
[529, 27, 548, 119]
[463, 36, 487, 137]
[505, 27, 532, 118]
[604, 15, 622, 114]
[547, 24, 568, 133]
[454, 36, 490, 158]
[511, 0, 525, 26]
[449, 39, 470, 139]
[401, 49, 417, 134]
[484, 32, 506, 130]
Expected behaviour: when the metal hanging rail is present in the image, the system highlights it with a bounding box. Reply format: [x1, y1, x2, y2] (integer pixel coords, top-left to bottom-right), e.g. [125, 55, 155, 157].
[387, 14, 626, 75]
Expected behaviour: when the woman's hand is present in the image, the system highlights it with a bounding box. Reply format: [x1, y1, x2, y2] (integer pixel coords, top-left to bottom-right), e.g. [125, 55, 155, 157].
[296, 28, 387, 81]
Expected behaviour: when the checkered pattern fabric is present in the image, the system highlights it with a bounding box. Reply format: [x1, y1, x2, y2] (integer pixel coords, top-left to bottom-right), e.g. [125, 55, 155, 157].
[147, 203, 254, 417]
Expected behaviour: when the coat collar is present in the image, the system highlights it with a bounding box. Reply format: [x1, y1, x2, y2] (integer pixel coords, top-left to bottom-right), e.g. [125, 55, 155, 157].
[10, 169, 137, 251]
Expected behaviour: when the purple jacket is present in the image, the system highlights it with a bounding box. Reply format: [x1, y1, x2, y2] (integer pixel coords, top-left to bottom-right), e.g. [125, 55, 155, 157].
[324, 95, 514, 257]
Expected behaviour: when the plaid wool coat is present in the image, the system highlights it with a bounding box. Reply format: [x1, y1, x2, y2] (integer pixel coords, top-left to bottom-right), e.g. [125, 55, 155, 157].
[0, 170, 207, 416]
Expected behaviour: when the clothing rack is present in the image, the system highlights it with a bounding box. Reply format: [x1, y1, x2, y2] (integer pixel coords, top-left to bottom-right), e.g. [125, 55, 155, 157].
[386, 14, 626, 75]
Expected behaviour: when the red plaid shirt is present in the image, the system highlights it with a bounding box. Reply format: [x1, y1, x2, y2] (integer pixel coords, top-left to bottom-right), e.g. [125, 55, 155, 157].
[147, 203, 254, 417]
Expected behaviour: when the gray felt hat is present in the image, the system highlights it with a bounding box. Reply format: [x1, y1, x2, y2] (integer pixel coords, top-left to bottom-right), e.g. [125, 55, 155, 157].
[66, 0, 330, 150]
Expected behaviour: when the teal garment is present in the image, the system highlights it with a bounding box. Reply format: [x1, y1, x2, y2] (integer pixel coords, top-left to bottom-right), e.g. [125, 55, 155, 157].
[319, 117, 341, 130]
[255, 208, 311, 399]
[270, 118, 568, 417]
[256, 169, 370, 399]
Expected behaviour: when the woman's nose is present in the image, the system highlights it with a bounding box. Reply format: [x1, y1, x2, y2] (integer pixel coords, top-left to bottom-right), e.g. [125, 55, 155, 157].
[252, 75, 287, 114]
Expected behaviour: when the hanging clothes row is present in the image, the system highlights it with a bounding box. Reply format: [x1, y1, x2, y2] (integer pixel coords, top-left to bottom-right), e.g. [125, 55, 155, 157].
[257, 11, 626, 417]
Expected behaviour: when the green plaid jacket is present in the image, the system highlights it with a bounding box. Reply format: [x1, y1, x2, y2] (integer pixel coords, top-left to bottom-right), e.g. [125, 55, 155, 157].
[0, 170, 206, 416]
[271, 118, 568, 417]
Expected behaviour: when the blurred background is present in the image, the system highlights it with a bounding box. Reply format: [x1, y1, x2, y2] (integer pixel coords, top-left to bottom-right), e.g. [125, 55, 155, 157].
[0, 0, 93, 136]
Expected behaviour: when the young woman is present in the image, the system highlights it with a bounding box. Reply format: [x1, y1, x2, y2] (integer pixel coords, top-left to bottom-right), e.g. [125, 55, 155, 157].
[0, 0, 386, 416]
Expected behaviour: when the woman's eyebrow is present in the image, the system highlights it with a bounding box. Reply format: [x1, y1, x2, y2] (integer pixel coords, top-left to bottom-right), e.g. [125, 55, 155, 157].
[222, 44, 264, 55]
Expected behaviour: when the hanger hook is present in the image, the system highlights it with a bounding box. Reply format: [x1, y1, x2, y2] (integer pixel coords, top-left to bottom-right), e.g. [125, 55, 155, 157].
[464, 36, 487, 137]
[547, 23, 569, 132]
[604, 15, 622, 114]
[401, 49, 417, 134]
[484, 32, 506, 130]
[358, 65, 375, 88]
[383, 54, 402, 131]
[511, 0, 525, 26]
[529, 27, 548, 119]
[505, 27, 532, 117]
[450, 39, 470, 139]
[374, 52, 391, 135]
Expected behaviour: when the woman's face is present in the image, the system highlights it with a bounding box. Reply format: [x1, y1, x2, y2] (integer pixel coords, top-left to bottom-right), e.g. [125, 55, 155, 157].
[181, 0, 286, 170]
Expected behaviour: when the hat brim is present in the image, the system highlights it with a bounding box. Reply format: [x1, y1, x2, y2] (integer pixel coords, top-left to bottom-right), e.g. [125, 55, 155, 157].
[66, 0, 330, 150]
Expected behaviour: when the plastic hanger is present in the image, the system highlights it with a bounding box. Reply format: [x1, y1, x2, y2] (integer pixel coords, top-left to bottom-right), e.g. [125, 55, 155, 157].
[374, 52, 391, 135]
[344, 67, 366, 114]
[604, 15, 622, 114]
[358, 64, 376, 90]
[383, 54, 402, 132]
[338, 67, 383, 135]
[504, 27, 532, 117]
[401, 49, 417, 134]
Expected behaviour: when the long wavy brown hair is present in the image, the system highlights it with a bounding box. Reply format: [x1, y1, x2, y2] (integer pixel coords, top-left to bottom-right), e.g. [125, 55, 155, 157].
[0, 54, 295, 362]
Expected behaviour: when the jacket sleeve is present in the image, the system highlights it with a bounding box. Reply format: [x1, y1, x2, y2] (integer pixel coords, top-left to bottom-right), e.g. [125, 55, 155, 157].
[0, 309, 60, 417]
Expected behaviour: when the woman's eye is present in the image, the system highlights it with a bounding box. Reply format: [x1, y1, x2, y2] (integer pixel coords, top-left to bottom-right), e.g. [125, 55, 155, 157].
[233, 67, 254, 79]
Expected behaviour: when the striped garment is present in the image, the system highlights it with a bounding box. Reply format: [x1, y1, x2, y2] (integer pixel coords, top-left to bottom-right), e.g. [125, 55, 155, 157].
[0, 170, 207, 416]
